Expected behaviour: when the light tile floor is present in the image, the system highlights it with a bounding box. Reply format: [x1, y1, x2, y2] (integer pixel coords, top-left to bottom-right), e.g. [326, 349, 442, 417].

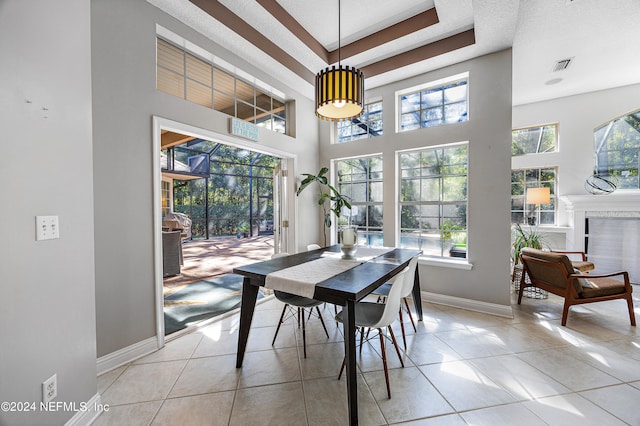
[95, 290, 640, 425]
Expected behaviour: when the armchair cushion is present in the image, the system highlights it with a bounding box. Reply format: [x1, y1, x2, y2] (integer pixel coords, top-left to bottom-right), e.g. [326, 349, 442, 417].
[577, 276, 628, 299]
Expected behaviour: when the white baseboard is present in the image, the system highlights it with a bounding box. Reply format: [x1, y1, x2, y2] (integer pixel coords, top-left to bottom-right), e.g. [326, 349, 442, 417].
[97, 336, 159, 376]
[65, 393, 103, 426]
[422, 291, 514, 318]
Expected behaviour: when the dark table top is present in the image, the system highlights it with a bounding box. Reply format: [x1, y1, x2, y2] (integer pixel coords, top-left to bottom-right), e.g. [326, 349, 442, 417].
[233, 245, 421, 305]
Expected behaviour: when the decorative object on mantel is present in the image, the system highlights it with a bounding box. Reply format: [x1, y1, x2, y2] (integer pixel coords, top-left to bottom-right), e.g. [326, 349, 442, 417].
[296, 167, 352, 246]
[315, 0, 365, 121]
[526, 187, 550, 226]
[584, 174, 618, 195]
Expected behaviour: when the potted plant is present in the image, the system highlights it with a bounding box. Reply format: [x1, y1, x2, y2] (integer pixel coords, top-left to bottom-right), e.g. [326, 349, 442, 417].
[512, 223, 546, 266]
[296, 167, 352, 246]
[237, 221, 250, 238]
[511, 223, 547, 291]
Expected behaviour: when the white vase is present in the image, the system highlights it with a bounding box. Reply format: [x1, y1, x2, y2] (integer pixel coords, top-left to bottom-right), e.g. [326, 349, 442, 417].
[339, 225, 358, 259]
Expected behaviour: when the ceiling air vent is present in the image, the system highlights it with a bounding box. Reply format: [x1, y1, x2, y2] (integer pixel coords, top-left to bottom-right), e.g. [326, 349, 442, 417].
[552, 58, 573, 72]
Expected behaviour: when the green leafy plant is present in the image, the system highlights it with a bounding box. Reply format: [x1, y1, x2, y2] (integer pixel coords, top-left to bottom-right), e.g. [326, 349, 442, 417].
[512, 223, 545, 265]
[296, 167, 352, 245]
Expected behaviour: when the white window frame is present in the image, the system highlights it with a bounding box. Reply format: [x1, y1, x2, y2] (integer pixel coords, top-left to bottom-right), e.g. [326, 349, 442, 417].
[397, 142, 468, 259]
[395, 72, 469, 134]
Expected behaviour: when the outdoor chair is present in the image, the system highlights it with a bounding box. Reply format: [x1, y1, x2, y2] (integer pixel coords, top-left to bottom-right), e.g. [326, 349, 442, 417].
[370, 255, 420, 349]
[270, 253, 329, 358]
[162, 231, 182, 277]
[336, 268, 409, 398]
[519, 247, 635, 326]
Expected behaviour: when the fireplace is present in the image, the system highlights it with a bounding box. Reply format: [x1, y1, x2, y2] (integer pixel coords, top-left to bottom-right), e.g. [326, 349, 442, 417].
[561, 193, 640, 284]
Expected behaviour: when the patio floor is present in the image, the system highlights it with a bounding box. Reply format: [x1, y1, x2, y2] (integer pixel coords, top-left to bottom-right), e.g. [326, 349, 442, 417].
[163, 235, 275, 296]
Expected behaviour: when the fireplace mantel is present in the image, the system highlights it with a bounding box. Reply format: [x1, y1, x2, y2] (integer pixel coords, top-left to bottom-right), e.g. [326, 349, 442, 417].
[561, 192, 640, 212]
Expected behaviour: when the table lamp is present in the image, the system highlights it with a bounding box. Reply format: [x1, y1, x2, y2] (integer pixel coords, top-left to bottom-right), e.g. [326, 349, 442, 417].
[526, 187, 550, 226]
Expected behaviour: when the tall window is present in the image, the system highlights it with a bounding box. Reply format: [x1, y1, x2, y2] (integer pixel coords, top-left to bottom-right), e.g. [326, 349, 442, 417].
[399, 144, 468, 258]
[512, 124, 558, 156]
[398, 76, 468, 133]
[594, 108, 640, 189]
[335, 156, 384, 247]
[511, 168, 556, 225]
[156, 38, 286, 133]
[336, 100, 383, 143]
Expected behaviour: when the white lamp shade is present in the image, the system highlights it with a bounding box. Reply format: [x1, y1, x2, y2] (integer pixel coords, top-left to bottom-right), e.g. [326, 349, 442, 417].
[526, 187, 550, 205]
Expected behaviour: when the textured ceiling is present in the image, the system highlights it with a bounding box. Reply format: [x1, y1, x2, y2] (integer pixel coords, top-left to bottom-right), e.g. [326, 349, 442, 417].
[149, 0, 640, 106]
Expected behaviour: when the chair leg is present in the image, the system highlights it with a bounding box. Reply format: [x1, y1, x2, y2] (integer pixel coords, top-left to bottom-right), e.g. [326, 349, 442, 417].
[272, 304, 288, 346]
[378, 329, 391, 399]
[337, 356, 346, 380]
[387, 325, 404, 368]
[398, 306, 407, 349]
[517, 271, 526, 304]
[301, 307, 308, 358]
[627, 295, 636, 326]
[316, 306, 330, 338]
[561, 301, 571, 326]
[404, 298, 417, 332]
[359, 327, 365, 354]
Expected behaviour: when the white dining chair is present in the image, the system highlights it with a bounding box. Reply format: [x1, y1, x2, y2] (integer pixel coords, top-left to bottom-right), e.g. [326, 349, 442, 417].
[335, 267, 409, 398]
[370, 255, 419, 349]
[270, 253, 329, 358]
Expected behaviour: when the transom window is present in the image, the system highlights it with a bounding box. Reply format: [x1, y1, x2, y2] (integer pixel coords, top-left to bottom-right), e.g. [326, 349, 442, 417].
[512, 124, 558, 156]
[335, 156, 384, 247]
[336, 100, 383, 143]
[398, 76, 468, 133]
[511, 168, 556, 225]
[594, 108, 640, 189]
[399, 143, 468, 258]
[156, 38, 286, 134]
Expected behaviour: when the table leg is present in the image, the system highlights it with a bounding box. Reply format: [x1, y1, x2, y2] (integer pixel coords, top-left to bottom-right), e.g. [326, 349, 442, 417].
[343, 300, 358, 425]
[236, 277, 259, 368]
[411, 266, 423, 321]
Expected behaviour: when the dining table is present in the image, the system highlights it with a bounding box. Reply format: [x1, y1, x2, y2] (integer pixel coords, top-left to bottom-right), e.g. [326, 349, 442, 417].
[233, 245, 422, 425]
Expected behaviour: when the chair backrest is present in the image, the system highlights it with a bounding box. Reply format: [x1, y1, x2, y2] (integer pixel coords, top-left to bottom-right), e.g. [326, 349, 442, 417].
[271, 252, 289, 259]
[307, 244, 321, 251]
[400, 256, 419, 298]
[520, 247, 582, 295]
[370, 268, 408, 329]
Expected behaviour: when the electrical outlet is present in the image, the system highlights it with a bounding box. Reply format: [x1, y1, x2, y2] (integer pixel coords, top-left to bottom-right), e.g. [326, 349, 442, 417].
[42, 374, 57, 403]
[36, 216, 60, 241]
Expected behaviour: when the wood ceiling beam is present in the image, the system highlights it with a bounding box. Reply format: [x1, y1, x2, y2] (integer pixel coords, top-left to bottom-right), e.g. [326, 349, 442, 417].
[258, 2, 440, 66]
[360, 28, 476, 78]
[189, 0, 315, 84]
[256, 0, 330, 63]
[327, 8, 440, 64]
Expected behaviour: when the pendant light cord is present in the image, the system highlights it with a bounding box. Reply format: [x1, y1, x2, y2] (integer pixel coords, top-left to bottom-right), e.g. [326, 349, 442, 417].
[338, 0, 341, 66]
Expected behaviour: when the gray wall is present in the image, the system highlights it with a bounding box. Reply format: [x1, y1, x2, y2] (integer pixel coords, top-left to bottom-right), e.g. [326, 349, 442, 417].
[0, 0, 98, 424]
[91, 0, 321, 357]
[320, 49, 513, 307]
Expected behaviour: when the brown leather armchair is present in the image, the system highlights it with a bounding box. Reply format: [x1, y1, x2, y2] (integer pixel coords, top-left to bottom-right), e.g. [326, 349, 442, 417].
[519, 247, 636, 326]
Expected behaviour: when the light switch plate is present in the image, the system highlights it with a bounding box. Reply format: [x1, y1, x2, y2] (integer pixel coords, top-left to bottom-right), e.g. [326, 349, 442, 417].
[36, 216, 59, 241]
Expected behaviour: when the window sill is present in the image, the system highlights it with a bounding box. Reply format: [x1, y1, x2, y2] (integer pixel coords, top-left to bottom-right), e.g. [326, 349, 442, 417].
[418, 256, 473, 270]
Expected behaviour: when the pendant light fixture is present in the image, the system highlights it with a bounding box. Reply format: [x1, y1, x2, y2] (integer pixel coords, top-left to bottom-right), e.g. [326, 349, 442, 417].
[315, 0, 365, 121]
